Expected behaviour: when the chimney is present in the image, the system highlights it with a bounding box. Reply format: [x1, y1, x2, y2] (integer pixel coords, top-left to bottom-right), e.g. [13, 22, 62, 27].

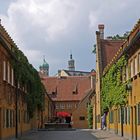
[98, 24, 104, 39]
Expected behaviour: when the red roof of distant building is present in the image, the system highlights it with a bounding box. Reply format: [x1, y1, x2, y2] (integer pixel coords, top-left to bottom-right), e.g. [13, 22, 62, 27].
[42, 76, 94, 101]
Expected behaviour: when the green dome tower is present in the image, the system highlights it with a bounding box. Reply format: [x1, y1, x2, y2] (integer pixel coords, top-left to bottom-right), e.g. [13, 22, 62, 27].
[39, 58, 49, 76]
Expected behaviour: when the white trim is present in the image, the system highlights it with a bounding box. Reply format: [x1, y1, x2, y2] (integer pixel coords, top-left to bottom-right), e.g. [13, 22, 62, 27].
[7, 62, 10, 83]
[134, 57, 138, 75]
[130, 61, 133, 78]
[11, 68, 14, 86]
[138, 53, 140, 72]
[3, 61, 6, 81]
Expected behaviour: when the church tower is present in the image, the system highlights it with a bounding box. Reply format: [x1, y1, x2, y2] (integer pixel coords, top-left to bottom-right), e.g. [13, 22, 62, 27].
[39, 58, 49, 76]
[68, 53, 75, 71]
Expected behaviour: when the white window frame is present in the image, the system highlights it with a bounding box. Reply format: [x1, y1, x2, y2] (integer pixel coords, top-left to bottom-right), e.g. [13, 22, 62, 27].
[7, 62, 10, 83]
[138, 53, 140, 72]
[3, 61, 6, 81]
[60, 104, 65, 109]
[67, 103, 72, 109]
[130, 60, 133, 78]
[11, 68, 14, 86]
[134, 57, 138, 75]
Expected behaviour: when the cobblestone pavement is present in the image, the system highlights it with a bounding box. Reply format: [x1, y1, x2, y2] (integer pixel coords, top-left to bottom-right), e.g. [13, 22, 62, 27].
[17, 129, 128, 140]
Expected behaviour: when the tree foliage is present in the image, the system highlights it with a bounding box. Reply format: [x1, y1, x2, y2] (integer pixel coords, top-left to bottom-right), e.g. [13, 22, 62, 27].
[87, 104, 93, 129]
[92, 44, 96, 54]
[107, 31, 129, 40]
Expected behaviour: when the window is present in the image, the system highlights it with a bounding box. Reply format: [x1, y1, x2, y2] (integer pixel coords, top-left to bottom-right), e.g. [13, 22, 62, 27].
[138, 103, 140, 125]
[3, 61, 6, 81]
[79, 116, 85, 120]
[118, 109, 121, 123]
[67, 103, 72, 109]
[127, 107, 130, 124]
[7, 62, 10, 83]
[60, 104, 65, 109]
[126, 65, 129, 81]
[124, 107, 127, 124]
[138, 53, 140, 72]
[134, 57, 138, 75]
[11, 68, 14, 85]
[109, 111, 113, 123]
[130, 60, 134, 77]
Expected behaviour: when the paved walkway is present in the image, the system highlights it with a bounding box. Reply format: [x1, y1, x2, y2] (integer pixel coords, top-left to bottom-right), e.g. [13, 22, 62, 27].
[91, 129, 128, 140]
[16, 129, 128, 140]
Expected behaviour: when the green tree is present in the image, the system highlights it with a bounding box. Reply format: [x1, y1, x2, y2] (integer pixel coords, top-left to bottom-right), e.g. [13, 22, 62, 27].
[87, 104, 93, 129]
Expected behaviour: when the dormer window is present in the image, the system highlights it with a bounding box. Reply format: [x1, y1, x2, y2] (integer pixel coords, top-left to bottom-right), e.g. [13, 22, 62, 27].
[73, 84, 78, 94]
[52, 92, 56, 95]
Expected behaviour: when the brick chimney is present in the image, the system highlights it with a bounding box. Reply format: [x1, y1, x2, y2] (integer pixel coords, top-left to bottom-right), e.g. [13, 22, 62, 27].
[98, 24, 104, 39]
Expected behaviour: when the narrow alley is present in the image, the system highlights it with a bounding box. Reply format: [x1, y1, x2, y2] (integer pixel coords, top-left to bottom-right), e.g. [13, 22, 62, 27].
[18, 129, 128, 140]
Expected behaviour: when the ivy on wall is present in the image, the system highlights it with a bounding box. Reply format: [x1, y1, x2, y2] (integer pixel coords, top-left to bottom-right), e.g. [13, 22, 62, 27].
[101, 55, 128, 111]
[11, 46, 45, 118]
[87, 104, 93, 129]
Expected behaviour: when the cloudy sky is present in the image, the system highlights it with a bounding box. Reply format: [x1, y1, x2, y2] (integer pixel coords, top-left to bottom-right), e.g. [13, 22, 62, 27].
[0, 0, 139, 75]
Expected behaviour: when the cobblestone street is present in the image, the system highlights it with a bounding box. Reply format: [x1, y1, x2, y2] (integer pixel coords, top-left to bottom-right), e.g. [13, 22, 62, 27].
[17, 129, 128, 140]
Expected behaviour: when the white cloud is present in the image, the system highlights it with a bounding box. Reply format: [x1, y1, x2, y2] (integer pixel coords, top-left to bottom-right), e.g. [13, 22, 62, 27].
[0, 0, 140, 75]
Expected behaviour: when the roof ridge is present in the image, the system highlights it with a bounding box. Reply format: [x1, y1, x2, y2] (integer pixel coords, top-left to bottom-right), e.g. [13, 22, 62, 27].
[0, 22, 17, 48]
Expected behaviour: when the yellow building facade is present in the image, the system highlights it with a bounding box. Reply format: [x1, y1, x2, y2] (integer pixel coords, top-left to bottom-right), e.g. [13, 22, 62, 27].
[0, 22, 48, 139]
[97, 20, 140, 140]
[0, 23, 31, 139]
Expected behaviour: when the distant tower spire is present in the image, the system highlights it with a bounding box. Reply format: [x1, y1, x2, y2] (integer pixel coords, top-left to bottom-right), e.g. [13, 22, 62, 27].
[39, 56, 49, 76]
[68, 53, 75, 71]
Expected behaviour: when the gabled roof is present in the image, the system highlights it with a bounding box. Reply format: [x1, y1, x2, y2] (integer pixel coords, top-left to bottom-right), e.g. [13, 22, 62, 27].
[76, 88, 95, 109]
[101, 39, 124, 71]
[0, 22, 16, 50]
[103, 19, 140, 74]
[42, 76, 94, 101]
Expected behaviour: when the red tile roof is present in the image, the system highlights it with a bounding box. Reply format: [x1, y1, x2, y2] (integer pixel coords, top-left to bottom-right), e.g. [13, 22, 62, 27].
[42, 76, 93, 101]
[101, 39, 124, 70]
